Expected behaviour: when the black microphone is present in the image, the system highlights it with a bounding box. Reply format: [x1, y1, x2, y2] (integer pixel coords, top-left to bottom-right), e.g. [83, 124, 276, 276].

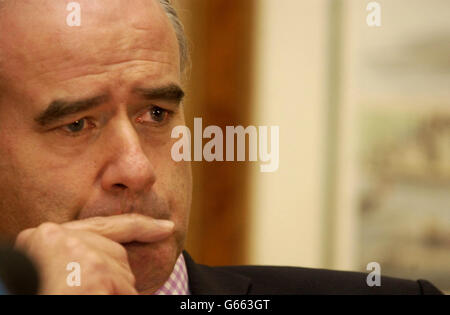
[0, 246, 40, 295]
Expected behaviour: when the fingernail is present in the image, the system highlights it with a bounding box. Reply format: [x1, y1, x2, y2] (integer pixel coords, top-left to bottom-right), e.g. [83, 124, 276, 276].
[156, 220, 174, 229]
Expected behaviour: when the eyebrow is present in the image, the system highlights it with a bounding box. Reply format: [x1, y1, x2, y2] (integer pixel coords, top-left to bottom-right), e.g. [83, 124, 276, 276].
[35, 94, 109, 127]
[34, 84, 185, 127]
[133, 84, 185, 103]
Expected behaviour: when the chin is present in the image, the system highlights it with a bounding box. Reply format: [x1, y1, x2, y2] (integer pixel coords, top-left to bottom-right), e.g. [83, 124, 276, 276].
[124, 235, 182, 293]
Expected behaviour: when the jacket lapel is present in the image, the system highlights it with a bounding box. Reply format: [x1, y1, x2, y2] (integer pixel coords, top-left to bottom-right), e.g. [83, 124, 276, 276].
[183, 251, 251, 295]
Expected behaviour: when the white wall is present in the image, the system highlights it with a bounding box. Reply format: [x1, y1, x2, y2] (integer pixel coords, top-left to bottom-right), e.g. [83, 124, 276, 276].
[248, 0, 329, 268]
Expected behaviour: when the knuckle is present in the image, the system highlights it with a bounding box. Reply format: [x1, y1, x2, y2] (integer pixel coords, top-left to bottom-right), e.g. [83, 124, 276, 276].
[89, 217, 108, 232]
[15, 228, 34, 248]
[36, 222, 63, 238]
[64, 236, 85, 253]
[85, 252, 106, 271]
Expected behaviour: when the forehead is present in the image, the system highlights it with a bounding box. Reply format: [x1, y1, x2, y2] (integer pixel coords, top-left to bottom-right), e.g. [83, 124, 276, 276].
[0, 0, 180, 100]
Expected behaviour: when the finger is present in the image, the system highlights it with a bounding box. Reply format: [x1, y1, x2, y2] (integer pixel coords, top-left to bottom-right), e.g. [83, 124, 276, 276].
[73, 251, 137, 295]
[66, 233, 136, 287]
[66, 230, 130, 264]
[110, 271, 139, 295]
[94, 253, 137, 292]
[62, 214, 174, 244]
[14, 228, 36, 250]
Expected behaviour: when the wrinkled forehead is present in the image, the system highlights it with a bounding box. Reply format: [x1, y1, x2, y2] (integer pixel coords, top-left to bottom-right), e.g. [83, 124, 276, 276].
[0, 0, 179, 84]
[0, 0, 171, 38]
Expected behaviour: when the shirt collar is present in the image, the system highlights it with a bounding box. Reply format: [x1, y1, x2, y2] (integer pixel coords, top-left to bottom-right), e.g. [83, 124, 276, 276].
[153, 253, 190, 295]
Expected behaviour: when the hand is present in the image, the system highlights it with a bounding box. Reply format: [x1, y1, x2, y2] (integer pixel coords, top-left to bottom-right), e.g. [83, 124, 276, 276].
[14, 213, 174, 295]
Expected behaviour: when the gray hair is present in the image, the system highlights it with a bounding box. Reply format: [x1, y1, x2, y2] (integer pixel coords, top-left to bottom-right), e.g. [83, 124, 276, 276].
[158, 0, 189, 75]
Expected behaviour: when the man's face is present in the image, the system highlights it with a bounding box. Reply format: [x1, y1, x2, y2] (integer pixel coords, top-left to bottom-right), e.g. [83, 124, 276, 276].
[0, 0, 192, 291]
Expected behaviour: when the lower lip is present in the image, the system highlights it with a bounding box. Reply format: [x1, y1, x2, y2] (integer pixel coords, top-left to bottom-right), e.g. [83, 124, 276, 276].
[122, 242, 148, 250]
[123, 241, 147, 248]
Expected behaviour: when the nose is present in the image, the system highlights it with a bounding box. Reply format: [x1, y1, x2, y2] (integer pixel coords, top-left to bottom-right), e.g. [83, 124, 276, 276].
[100, 118, 156, 196]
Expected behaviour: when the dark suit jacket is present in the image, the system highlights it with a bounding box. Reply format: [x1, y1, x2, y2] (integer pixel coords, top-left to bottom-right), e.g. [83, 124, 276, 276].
[182, 251, 442, 295]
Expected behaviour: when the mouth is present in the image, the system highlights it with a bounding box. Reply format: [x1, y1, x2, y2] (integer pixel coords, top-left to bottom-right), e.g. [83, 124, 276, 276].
[123, 241, 145, 247]
[77, 191, 172, 222]
[122, 234, 173, 248]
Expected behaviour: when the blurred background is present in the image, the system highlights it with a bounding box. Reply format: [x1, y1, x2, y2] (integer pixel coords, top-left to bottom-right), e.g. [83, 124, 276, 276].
[174, 0, 450, 292]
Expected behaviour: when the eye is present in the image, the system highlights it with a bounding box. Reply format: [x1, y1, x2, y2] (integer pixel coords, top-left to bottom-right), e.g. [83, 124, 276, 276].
[65, 119, 85, 133]
[60, 118, 95, 136]
[137, 106, 171, 125]
[150, 106, 168, 122]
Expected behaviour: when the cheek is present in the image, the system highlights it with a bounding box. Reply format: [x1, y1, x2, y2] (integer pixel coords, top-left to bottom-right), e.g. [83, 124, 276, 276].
[153, 143, 192, 227]
[172, 162, 192, 242]
[16, 166, 88, 224]
[0, 135, 95, 226]
[0, 163, 85, 236]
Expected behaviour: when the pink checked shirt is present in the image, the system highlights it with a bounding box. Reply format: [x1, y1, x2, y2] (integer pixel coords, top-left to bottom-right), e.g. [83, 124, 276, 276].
[153, 254, 190, 295]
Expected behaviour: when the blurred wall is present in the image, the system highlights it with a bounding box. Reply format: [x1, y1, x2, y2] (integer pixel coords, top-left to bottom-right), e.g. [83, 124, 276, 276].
[175, 0, 256, 266]
[175, 0, 450, 289]
[176, 0, 331, 268]
[248, 0, 329, 268]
